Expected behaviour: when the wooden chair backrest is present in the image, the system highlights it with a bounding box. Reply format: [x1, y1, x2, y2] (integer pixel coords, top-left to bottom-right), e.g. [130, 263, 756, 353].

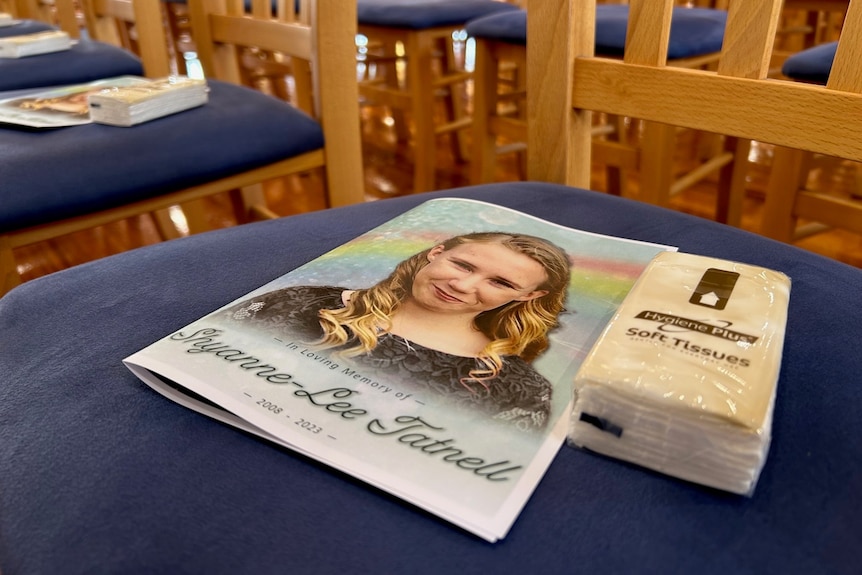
[15, 0, 81, 37]
[188, 0, 363, 207]
[528, 0, 862, 186]
[79, 0, 173, 77]
[189, 0, 358, 122]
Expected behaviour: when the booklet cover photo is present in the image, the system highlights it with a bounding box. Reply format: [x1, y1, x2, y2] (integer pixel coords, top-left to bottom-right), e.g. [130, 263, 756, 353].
[124, 198, 673, 541]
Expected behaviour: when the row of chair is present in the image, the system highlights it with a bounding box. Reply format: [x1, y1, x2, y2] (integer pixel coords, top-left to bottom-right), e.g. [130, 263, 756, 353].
[0, 0, 364, 296]
[2, 0, 859, 298]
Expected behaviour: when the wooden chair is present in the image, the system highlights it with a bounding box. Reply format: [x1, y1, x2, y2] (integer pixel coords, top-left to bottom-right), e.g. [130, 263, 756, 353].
[355, 0, 519, 194]
[0, 0, 144, 91]
[187, 0, 362, 208]
[470, 2, 746, 224]
[81, 0, 174, 76]
[527, 0, 862, 239]
[0, 0, 363, 296]
[769, 0, 847, 77]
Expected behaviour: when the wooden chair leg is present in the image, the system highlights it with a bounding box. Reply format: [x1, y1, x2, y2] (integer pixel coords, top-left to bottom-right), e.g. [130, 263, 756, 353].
[378, 39, 410, 146]
[714, 136, 751, 227]
[0, 235, 21, 297]
[470, 38, 499, 184]
[638, 120, 676, 206]
[407, 31, 437, 193]
[513, 61, 528, 180]
[603, 114, 629, 196]
[152, 208, 184, 240]
[230, 183, 276, 223]
[760, 146, 808, 242]
[441, 35, 468, 163]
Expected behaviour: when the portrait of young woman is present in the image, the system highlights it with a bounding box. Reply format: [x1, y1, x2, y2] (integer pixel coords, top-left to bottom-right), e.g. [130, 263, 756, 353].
[223, 232, 572, 433]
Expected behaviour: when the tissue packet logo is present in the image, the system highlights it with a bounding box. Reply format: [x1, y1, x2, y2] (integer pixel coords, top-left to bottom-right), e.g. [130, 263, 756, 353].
[689, 268, 739, 310]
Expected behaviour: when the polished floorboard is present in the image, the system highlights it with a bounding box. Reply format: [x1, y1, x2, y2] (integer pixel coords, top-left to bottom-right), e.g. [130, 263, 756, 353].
[12, 95, 862, 284]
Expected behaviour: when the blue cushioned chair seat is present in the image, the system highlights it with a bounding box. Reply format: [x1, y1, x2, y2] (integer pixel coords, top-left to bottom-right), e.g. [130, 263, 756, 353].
[0, 39, 143, 91]
[357, 0, 519, 29]
[466, 6, 726, 59]
[0, 18, 57, 38]
[781, 41, 836, 84]
[1, 183, 860, 574]
[465, 9, 527, 45]
[0, 80, 323, 232]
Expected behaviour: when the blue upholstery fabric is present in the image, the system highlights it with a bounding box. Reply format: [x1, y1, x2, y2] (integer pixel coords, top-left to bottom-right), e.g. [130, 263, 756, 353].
[0, 80, 323, 232]
[1, 183, 860, 575]
[357, 0, 519, 30]
[0, 39, 143, 91]
[596, 5, 726, 58]
[0, 18, 57, 38]
[781, 41, 836, 84]
[466, 6, 727, 59]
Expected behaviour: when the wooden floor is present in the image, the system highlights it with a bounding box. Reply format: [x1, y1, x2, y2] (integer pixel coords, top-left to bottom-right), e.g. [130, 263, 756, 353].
[12, 84, 862, 284]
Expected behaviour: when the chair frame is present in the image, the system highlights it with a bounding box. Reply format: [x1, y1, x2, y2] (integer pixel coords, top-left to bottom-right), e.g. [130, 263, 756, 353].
[12, 0, 80, 36]
[188, 0, 363, 210]
[472, 3, 745, 224]
[358, 22, 472, 194]
[527, 0, 862, 238]
[82, 0, 174, 76]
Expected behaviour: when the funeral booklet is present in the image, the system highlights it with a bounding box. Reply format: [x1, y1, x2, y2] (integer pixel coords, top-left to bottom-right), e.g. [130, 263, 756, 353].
[0, 76, 149, 128]
[124, 198, 675, 542]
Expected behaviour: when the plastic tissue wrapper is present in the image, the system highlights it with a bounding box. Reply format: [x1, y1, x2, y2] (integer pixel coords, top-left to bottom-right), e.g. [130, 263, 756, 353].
[568, 251, 791, 495]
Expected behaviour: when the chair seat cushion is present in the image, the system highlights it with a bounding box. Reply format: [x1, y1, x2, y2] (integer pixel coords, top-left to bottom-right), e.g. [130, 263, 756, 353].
[465, 6, 726, 58]
[781, 41, 836, 84]
[0, 18, 57, 39]
[0, 80, 324, 232]
[0, 40, 144, 92]
[357, 0, 519, 30]
[1, 183, 861, 574]
[596, 5, 727, 59]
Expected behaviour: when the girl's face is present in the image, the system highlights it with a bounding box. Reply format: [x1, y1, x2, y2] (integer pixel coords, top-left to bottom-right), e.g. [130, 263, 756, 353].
[409, 242, 549, 316]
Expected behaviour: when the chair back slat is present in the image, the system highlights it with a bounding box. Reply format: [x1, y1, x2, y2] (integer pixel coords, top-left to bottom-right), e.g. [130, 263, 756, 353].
[828, 0, 862, 92]
[622, 0, 673, 65]
[189, 0, 363, 207]
[716, 0, 783, 78]
[529, 0, 862, 186]
[81, 0, 173, 77]
[208, 14, 312, 60]
[527, 0, 594, 185]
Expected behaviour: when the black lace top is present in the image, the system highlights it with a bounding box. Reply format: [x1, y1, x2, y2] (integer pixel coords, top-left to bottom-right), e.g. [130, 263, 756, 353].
[223, 285, 553, 432]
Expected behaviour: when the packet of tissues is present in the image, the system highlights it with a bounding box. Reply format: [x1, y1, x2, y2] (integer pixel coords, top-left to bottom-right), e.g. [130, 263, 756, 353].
[87, 76, 208, 126]
[568, 251, 791, 495]
[0, 30, 71, 58]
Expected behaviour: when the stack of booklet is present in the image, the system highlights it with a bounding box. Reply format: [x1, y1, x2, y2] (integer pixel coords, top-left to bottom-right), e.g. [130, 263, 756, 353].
[87, 76, 209, 126]
[0, 12, 15, 26]
[568, 251, 791, 495]
[0, 30, 71, 58]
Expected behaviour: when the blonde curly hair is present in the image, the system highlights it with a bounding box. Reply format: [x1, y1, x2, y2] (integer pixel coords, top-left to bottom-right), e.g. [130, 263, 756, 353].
[314, 232, 571, 391]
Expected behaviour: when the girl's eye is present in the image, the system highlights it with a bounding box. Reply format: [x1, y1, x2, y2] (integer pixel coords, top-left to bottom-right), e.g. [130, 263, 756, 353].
[491, 279, 515, 289]
[452, 260, 472, 271]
